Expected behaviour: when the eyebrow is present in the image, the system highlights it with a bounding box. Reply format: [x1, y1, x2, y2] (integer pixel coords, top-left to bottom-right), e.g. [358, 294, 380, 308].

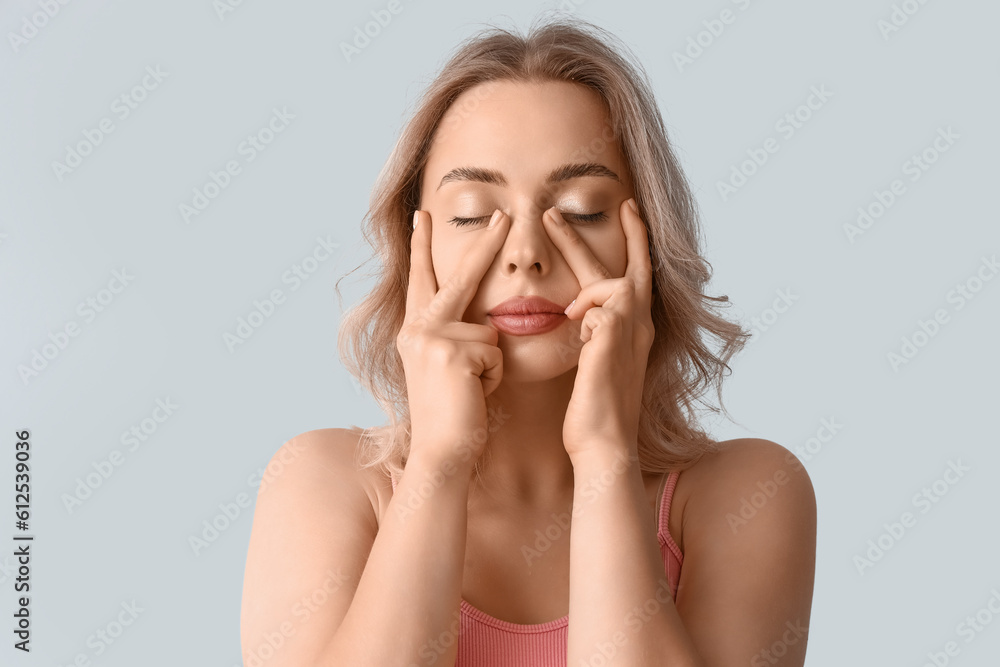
[436, 162, 622, 191]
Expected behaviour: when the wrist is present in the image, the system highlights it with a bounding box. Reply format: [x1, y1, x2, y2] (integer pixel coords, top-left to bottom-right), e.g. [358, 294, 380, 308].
[569, 443, 638, 474]
[404, 447, 477, 485]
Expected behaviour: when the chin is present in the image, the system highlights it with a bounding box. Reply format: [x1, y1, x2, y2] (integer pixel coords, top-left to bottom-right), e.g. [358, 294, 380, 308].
[496, 336, 579, 382]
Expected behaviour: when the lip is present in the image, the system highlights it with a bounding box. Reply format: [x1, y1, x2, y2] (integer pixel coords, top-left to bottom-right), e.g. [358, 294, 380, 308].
[489, 295, 567, 316]
[488, 295, 568, 336]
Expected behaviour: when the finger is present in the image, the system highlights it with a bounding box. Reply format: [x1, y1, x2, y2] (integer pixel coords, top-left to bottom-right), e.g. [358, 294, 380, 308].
[468, 341, 504, 397]
[579, 305, 625, 346]
[405, 210, 437, 325]
[440, 321, 499, 346]
[564, 279, 635, 330]
[620, 199, 654, 313]
[427, 209, 509, 323]
[542, 206, 612, 289]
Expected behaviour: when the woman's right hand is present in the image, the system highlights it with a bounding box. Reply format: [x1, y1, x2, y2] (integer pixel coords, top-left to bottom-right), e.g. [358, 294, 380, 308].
[396, 208, 509, 471]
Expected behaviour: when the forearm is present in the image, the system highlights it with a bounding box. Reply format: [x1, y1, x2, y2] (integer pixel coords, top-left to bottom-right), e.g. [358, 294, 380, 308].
[324, 450, 471, 666]
[568, 448, 704, 667]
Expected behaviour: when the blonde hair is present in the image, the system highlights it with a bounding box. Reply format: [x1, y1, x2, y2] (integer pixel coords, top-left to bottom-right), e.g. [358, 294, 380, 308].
[336, 14, 750, 482]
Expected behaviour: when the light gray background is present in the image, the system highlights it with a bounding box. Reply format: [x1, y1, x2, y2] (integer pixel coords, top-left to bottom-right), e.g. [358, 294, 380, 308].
[1, 1, 998, 665]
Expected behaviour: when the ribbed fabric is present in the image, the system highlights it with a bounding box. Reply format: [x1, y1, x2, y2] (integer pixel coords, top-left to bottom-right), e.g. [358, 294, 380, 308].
[389, 469, 683, 666]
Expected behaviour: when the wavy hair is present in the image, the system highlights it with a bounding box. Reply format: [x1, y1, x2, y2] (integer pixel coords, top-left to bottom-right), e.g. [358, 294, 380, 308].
[335, 14, 750, 482]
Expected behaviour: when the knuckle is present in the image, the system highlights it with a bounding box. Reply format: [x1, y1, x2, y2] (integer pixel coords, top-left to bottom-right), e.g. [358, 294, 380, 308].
[396, 326, 411, 348]
[396, 333, 412, 355]
[638, 322, 654, 347]
[584, 308, 610, 327]
[397, 318, 427, 347]
[426, 338, 458, 365]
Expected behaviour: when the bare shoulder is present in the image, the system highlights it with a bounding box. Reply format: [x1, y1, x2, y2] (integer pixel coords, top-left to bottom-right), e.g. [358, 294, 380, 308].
[679, 437, 816, 518]
[240, 427, 380, 666]
[263, 426, 380, 515]
[670, 438, 817, 665]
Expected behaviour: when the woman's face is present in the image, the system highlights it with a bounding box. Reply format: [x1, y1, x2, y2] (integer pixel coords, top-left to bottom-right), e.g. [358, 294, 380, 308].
[418, 79, 635, 379]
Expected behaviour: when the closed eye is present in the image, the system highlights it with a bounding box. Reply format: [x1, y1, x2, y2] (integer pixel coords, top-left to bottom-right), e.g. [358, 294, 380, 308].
[448, 212, 608, 227]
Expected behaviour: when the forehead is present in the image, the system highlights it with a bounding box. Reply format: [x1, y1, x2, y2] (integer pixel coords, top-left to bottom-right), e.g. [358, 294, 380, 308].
[424, 79, 627, 190]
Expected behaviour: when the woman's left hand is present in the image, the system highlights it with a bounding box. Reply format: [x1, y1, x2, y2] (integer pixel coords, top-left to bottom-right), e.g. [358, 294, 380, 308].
[543, 198, 656, 463]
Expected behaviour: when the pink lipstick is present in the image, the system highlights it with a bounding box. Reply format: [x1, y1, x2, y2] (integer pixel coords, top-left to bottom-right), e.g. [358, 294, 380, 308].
[488, 295, 568, 336]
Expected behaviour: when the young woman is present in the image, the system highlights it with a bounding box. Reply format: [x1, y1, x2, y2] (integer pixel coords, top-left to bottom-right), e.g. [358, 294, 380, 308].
[241, 16, 816, 667]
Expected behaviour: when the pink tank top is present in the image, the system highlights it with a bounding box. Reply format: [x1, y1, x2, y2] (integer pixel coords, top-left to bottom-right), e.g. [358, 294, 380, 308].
[388, 469, 684, 665]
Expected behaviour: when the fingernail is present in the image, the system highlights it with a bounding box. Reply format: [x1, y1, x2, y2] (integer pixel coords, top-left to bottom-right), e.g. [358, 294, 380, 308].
[627, 198, 638, 214]
[564, 299, 575, 315]
[412, 211, 420, 229]
[488, 209, 502, 228]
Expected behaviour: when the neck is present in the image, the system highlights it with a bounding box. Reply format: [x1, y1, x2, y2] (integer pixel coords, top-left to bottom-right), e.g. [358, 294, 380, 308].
[473, 368, 578, 513]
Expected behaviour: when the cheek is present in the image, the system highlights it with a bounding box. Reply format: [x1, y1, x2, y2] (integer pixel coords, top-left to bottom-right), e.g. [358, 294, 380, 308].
[583, 228, 628, 278]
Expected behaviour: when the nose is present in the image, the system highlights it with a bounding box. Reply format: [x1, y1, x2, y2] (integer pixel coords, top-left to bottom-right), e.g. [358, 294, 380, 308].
[496, 207, 557, 276]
